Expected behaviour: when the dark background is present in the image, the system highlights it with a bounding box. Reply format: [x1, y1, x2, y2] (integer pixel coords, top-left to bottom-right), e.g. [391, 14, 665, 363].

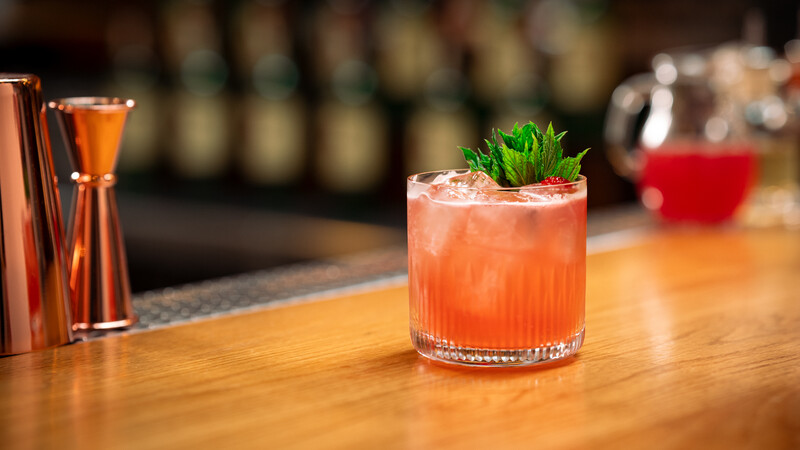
[1, 0, 798, 291]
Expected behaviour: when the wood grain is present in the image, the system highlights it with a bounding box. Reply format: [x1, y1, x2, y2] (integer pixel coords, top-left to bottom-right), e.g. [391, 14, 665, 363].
[1, 228, 799, 449]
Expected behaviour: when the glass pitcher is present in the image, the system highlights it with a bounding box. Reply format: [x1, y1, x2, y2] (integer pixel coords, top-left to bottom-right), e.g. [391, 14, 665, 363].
[605, 49, 758, 223]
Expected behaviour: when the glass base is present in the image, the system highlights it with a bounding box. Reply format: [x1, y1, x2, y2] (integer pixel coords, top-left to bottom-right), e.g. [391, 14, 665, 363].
[411, 327, 584, 367]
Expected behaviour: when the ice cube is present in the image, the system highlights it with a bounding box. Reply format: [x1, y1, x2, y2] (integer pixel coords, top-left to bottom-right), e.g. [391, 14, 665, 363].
[431, 171, 460, 185]
[421, 171, 497, 203]
[407, 178, 431, 199]
[461, 200, 543, 251]
[424, 171, 500, 202]
[445, 171, 500, 189]
[514, 189, 554, 203]
[471, 186, 554, 204]
[408, 189, 472, 257]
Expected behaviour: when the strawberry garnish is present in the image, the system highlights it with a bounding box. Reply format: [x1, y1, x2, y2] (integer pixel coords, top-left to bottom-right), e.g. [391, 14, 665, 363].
[540, 176, 569, 185]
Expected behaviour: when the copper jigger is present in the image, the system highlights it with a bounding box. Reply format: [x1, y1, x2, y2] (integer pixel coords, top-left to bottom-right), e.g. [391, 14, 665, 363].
[0, 74, 73, 355]
[49, 97, 138, 331]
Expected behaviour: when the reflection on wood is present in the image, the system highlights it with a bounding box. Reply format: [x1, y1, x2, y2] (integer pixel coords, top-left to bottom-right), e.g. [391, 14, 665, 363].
[1, 228, 798, 448]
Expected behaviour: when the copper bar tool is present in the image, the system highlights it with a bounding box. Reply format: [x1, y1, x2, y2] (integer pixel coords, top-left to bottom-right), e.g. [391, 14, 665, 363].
[0, 74, 73, 354]
[49, 97, 138, 331]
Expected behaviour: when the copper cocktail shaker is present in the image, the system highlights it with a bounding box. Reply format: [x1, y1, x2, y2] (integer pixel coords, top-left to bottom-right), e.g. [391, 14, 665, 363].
[0, 74, 73, 355]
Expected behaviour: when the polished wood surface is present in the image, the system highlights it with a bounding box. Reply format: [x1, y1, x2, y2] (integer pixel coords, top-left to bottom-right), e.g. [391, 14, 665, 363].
[2, 227, 799, 449]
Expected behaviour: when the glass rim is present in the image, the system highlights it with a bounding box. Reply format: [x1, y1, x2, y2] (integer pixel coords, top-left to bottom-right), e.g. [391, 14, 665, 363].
[407, 169, 587, 191]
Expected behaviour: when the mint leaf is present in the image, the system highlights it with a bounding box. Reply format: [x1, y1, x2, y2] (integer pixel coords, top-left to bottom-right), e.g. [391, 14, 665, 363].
[460, 147, 484, 172]
[498, 127, 518, 152]
[459, 121, 589, 186]
[499, 143, 536, 186]
[539, 123, 561, 179]
[484, 134, 507, 186]
[552, 149, 588, 180]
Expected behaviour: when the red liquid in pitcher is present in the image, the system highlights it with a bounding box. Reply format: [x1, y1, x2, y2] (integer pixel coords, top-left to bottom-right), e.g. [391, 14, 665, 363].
[638, 142, 757, 223]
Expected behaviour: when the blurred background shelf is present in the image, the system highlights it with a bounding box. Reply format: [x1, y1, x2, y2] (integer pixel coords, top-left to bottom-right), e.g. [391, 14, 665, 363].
[114, 189, 408, 291]
[4, 0, 799, 291]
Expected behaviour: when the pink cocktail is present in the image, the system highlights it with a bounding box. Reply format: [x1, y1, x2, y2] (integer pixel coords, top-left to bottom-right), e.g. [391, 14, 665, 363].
[407, 170, 587, 366]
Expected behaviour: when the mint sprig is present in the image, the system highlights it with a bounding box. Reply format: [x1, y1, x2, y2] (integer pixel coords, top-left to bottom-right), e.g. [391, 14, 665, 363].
[460, 122, 589, 187]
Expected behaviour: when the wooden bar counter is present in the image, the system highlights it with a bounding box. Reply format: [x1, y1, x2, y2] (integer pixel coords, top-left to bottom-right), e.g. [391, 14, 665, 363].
[2, 227, 799, 449]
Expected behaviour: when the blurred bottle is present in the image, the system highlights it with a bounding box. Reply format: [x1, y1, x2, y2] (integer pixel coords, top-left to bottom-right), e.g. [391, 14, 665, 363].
[310, 1, 389, 193]
[404, 1, 477, 174]
[374, 0, 438, 101]
[232, 0, 306, 186]
[737, 45, 798, 227]
[527, 0, 619, 114]
[468, 1, 550, 132]
[710, 10, 800, 228]
[405, 68, 477, 174]
[469, 1, 530, 103]
[105, 5, 162, 175]
[487, 71, 550, 136]
[162, 0, 231, 180]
